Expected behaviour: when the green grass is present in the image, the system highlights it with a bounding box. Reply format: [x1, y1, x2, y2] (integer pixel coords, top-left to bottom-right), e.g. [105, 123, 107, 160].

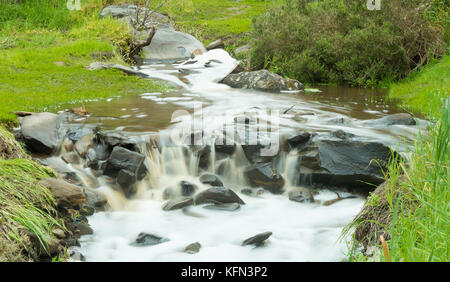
[389, 55, 450, 117]
[0, 0, 169, 126]
[171, 0, 269, 48]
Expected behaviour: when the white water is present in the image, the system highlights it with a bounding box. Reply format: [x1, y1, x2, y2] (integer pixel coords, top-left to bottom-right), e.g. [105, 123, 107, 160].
[65, 49, 422, 261]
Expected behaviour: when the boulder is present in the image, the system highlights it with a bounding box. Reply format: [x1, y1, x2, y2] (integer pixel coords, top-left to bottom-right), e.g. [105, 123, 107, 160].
[131, 232, 169, 247]
[288, 188, 315, 203]
[39, 178, 85, 208]
[285, 132, 312, 151]
[61, 152, 80, 164]
[199, 173, 224, 187]
[74, 134, 94, 158]
[221, 70, 304, 91]
[244, 163, 285, 194]
[194, 187, 245, 205]
[142, 29, 206, 64]
[296, 136, 399, 189]
[162, 197, 194, 211]
[117, 169, 138, 197]
[180, 181, 198, 196]
[20, 112, 65, 154]
[103, 146, 147, 180]
[365, 113, 416, 126]
[242, 232, 272, 247]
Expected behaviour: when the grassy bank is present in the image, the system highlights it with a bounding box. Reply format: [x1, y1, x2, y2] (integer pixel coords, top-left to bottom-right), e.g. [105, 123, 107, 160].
[346, 60, 449, 262]
[0, 0, 168, 126]
[388, 54, 450, 116]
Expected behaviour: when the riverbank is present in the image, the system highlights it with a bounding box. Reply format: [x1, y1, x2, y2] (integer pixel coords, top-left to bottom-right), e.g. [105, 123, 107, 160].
[346, 59, 449, 262]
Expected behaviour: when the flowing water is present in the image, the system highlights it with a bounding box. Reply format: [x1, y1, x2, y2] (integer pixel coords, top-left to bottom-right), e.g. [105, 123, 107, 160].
[53, 49, 424, 261]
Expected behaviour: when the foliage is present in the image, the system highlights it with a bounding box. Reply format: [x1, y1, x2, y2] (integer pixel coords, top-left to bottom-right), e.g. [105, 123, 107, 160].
[250, 0, 446, 87]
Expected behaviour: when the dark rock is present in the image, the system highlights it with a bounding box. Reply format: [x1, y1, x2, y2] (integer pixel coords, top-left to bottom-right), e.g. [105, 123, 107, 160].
[244, 163, 285, 194]
[39, 178, 85, 208]
[67, 246, 85, 261]
[180, 180, 198, 197]
[296, 138, 399, 189]
[199, 173, 224, 187]
[286, 132, 312, 151]
[162, 197, 194, 211]
[365, 113, 416, 126]
[214, 136, 236, 155]
[221, 70, 304, 91]
[203, 202, 240, 211]
[79, 204, 95, 216]
[131, 233, 169, 247]
[241, 143, 279, 164]
[74, 222, 93, 236]
[117, 169, 137, 197]
[95, 131, 139, 152]
[20, 112, 65, 154]
[242, 232, 272, 247]
[184, 242, 201, 254]
[288, 188, 315, 203]
[241, 188, 265, 197]
[84, 187, 107, 209]
[195, 187, 245, 205]
[331, 130, 355, 140]
[103, 146, 147, 180]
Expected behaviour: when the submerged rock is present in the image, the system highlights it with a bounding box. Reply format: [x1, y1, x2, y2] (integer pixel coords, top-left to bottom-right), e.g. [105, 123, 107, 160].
[131, 233, 169, 247]
[242, 232, 272, 247]
[203, 202, 240, 211]
[194, 187, 245, 205]
[184, 242, 201, 254]
[162, 197, 194, 211]
[221, 70, 304, 91]
[365, 113, 416, 126]
[288, 188, 315, 203]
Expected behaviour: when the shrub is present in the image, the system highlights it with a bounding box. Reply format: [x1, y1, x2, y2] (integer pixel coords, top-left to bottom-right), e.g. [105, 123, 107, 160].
[250, 0, 446, 87]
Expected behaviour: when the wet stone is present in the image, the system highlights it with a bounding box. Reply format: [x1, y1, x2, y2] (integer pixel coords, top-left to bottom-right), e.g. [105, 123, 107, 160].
[203, 202, 240, 211]
[184, 242, 201, 254]
[162, 197, 194, 211]
[131, 233, 169, 247]
[242, 232, 272, 247]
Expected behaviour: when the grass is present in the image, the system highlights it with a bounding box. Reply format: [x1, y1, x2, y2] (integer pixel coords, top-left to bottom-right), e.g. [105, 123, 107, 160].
[170, 0, 269, 49]
[0, 126, 64, 261]
[345, 89, 449, 262]
[388, 54, 450, 116]
[0, 0, 169, 126]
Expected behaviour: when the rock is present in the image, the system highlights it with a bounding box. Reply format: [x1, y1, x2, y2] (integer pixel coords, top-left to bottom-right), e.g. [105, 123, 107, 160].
[231, 64, 244, 74]
[195, 187, 245, 205]
[234, 44, 251, 55]
[84, 187, 107, 209]
[39, 178, 85, 208]
[288, 188, 315, 203]
[142, 29, 206, 64]
[74, 222, 93, 236]
[241, 143, 278, 164]
[61, 152, 80, 164]
[20, 112, 65, 154]
[103, 146, 147, 180]
[162, 197, 194, 211]
[52, 228, 66, 239]
[244, 163, 285, 194]
[87, 62, 147, 77]
[94, 131, 139, 152]
[100, 4, 134, 18]
[117, 169, 137, 197]
[180, 180, 198, 197]
[100, 4, 172, 29]
[242, 232, 272, 247]
[184, 242, 201, 254]
[67, 246, 85, 262]
[221, 70, 304, 91]
[206, 39, 224, 50]
[203, 202, 240, 211]
[214, 137, 236, 155]
[330, 130, 355, 140]
[286, 132, 312, 151]
[365, 113, 416, 126]
[241, 188, 264, 197]
[62, 138, 74, 152]
[296, 137, 399, 189]
[199, 173, 224, 187]
[74, 134, 94, 158]
[131, 233, 169, 247]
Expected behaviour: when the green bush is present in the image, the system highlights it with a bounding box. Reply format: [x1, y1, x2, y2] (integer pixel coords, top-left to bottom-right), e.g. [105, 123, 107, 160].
[250, 0, 446, 87]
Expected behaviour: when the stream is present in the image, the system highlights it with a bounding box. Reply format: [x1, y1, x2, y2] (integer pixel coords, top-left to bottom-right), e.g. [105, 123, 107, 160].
[48, 49, 423, 262]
